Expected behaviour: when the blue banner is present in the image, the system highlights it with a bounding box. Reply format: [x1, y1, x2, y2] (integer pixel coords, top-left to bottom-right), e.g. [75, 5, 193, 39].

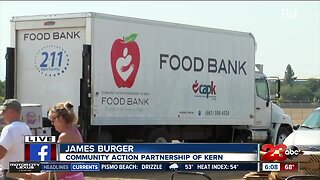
[59, 143, 258, 153]
[40, 163, 71, 171]
[70, 163, 100, 171]
[99, 162, 258, 171]
[38, 162, 258, 172]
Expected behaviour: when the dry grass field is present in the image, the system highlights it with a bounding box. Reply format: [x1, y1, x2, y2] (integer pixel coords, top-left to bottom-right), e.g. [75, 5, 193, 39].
[283, 108, 314, 125]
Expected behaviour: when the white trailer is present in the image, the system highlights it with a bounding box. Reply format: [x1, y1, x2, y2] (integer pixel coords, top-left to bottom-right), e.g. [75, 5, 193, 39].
[5, 12, 292, 143]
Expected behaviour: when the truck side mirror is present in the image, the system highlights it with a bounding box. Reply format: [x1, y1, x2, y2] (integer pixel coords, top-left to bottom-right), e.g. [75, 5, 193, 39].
[293, 125, 300, 130]
[267, 77, 281, 100]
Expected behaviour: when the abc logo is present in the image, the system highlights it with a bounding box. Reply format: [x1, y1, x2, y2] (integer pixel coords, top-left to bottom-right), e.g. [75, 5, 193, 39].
[261, 144, 301, 161]
[284, 145, 300, 160]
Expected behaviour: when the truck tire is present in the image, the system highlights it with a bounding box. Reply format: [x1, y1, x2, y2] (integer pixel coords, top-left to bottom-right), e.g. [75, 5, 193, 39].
[146, 128, 171, 143]
[276, 127, 290, 144]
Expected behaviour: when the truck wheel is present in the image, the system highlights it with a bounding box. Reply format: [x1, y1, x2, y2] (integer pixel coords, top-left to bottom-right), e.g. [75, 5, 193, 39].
[276, 127, 290, 144]
[146, 128, 171, 143]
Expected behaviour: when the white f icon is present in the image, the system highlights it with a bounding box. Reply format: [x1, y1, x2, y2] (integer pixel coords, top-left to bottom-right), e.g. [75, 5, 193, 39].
[38, 145, 48, 161]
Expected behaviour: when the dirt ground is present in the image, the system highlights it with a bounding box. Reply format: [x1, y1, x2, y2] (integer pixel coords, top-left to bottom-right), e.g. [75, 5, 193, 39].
[283, 108, 313, 125]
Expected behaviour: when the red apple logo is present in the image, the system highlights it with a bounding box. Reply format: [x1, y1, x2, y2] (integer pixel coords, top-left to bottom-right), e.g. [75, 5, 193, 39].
[192, 80, 199, 93]
[110, 33, 140, 88]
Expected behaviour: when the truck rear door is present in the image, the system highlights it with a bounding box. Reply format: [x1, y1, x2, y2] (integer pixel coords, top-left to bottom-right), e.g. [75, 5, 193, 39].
[12, 16, 87, 117]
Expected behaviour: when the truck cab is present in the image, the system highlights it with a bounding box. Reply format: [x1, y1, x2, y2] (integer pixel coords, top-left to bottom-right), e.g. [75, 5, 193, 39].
[249, 65, 292, 144]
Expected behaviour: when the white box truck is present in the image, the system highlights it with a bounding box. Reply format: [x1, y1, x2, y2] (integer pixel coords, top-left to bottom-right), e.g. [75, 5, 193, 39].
[4, 12, 292, 144]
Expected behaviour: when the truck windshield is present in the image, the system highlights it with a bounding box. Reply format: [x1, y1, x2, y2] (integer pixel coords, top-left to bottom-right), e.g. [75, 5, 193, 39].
[255, 78, 269, 101]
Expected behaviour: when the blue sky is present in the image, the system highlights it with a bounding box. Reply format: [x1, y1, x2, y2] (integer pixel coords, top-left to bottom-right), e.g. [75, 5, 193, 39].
[0, 1, 319, 80]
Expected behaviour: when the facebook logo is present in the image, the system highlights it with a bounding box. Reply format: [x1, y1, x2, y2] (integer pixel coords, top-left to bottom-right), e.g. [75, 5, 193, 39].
[25, 144, 56, 161]
[38, 145, 49, 161]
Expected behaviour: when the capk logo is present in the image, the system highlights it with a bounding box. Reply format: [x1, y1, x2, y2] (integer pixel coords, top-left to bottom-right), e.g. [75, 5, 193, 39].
[261, 144, 302, 161]
[192, 80, 217, 98]
[110, 33, 140, 88]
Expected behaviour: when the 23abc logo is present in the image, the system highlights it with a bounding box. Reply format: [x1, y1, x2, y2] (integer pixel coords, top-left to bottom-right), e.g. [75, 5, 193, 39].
[261, 144, 302, 161]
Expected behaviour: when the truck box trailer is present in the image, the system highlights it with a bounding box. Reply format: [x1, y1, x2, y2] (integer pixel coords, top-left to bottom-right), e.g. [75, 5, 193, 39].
[5, 12, 293, 143]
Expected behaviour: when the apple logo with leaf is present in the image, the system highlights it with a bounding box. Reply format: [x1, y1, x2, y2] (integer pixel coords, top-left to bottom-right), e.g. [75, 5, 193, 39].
[193, 80, 199, 93]
[110, 33, 140, 88]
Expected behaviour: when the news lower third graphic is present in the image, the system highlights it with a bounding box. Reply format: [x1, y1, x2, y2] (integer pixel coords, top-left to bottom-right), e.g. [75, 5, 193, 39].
[9, 162, 41, 173]
[261, 162, 299, 172]
[24, 136, 56, 161]
[9, 162, 258, 173]
[25, 144, 56, 161]
[261, 144, 301, 161]
[16, 136, 273, 173]
[58, 143, 259, 162]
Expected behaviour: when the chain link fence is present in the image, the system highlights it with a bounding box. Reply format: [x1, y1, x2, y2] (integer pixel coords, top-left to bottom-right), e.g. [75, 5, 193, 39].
[278, 102, 320, 125]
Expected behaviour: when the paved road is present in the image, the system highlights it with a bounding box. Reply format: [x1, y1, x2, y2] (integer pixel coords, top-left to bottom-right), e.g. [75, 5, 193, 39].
[84, 171, 250, 180]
